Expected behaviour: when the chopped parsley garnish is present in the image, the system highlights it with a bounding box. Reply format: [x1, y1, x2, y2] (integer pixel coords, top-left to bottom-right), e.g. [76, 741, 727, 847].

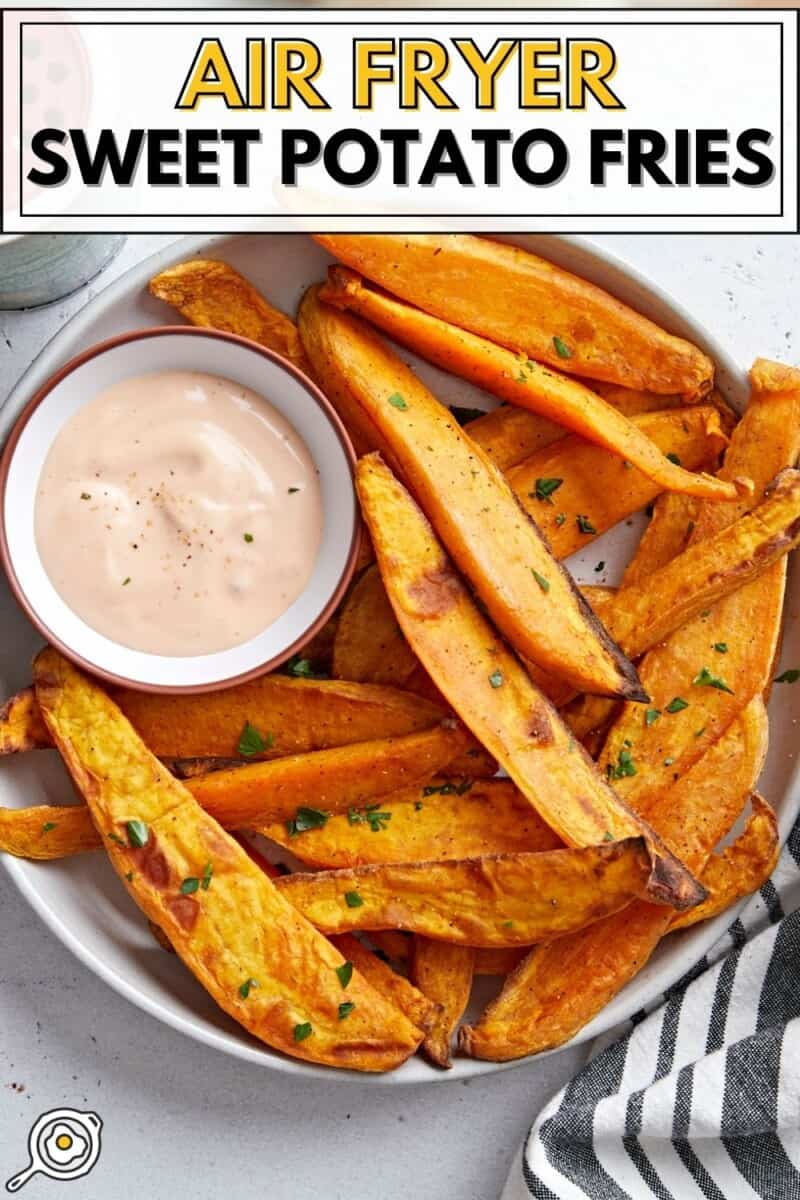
[775, 668, 800, 684]
[243, 532, 254, 543]
[502, 920, 514, 929]
[293, 1021, 313, 1041]
[126, 819, 149, 848]
[665, 697, 689, 713]
[645, 708, 661, 727]
[180, 877, 200, 895]
[666, 452, 682, 466]
[531, 569, 550, 593]
[344, 891, 364, 908]
[489, 670, 504, 688]
[122, 577, 131, 587]
[42, 821, 56, 833]
[338, 1002, 356, 1020]
[603, 831, 614, 841]
[80, 492, 91, 500]
[388, 392, 408, 410]
[238, 721, 274, 757]
[693, 666, 734, 694]
[449, 405, 485, 426]
[107, 832, 125, 847]
[336, 961, 354, 989]
[713, 643, 728, 654]
[608, 747, 637, 780]
[534, 477, 563, 503]
[576, 514, 597, 535]
[239, 978, 259, 999]
[201, 862, 213, 890]
[695, 727, 706, 738]
[285, 655, 326, 679]
[422, 779, 473, 797]
[364, 807, 392, 833]
[125, 871, 134, 883]
[554, 512, 566, 527]
[553, 335, 572, 359]
[414, 801, 423, 811]
[287, 806, 329, 837]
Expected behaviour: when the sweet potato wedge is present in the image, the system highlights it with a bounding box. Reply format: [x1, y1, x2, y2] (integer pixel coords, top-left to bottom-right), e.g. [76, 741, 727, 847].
[333, 564, 418, 687]
[0, 803, 98, 859]
[321, 268, 740, 501]
[0, 687, 49, 753]
[314, 234, 714, 398]
[460, 696, 768, 1059]
[261, 778, 561, 869]
[357, 453, 702, 910]
[600, 360, 800, 806]
[33, 647, 422, 1072]
[410, 939, 475, 1068]
[0, 726, 470, 861]
[509, 406, 728, 558]
[0, 675, 448, 760]
[536, 467, 800, 710]
[328, 933, 442, 1036]
[186, 725, 469, 829]
[149, 260, 313, 378]
[670, 794, 779, 932]
[304, 292, 643, 700]
[276, 839, 655, 948]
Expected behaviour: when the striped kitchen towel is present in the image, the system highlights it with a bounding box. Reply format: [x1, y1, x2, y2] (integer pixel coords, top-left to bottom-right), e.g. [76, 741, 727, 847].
[504, 815, 800, 1200]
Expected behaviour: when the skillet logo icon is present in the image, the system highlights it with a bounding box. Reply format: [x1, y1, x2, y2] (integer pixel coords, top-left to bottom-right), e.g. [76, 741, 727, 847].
[5, 1108, 102, 1192]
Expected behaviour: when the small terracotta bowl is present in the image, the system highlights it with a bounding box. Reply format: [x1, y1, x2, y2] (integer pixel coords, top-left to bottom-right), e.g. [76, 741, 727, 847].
[0, 327, 359, 692]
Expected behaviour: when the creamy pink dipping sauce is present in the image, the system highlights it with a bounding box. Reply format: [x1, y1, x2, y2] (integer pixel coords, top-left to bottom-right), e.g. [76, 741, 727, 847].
[35, 370, 323, 656]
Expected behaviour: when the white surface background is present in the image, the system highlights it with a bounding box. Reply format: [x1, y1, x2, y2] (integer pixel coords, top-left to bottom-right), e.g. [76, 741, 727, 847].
[1, 232, 799, 1199]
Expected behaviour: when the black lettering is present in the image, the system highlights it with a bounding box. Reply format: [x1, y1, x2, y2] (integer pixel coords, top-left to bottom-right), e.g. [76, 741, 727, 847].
[323, 129, 379, 185]
[380, 129, 421, 185]
[696, 129, 729, 186]
[69, 128, 144, 185]
[512, 129, 567, 186]
[281, 129, 321, 184]
[419, 130, 473, 186]
[628, 130, 670, 186]
[185, 130, 219, 185]
[221, 130, 261, 185]
[590, 129, 623, 184]
[471, 129, 512, 185]
[733, 128, 775, 186]
[27, 128, 69, 186]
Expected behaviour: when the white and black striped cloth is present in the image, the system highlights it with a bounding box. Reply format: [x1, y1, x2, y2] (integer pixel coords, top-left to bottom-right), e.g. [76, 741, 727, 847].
[504, 816, 800, 1200]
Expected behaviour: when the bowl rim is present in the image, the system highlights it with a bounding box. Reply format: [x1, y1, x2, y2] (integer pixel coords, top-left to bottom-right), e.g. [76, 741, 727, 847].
[0, 324, 360, 694]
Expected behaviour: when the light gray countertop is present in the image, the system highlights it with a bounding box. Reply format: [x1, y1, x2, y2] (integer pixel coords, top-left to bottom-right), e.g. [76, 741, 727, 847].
[1, 234, 798, 1200]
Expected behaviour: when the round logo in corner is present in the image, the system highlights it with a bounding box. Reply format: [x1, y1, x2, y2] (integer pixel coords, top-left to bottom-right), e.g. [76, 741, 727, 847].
[5, 1107, 102, 1192]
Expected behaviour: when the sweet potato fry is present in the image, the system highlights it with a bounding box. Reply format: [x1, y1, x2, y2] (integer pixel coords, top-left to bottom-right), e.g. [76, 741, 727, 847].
[261, 778, 561, 869]
[509, 406, 728, 558]
[149, 260, 313, 378]
[277, 839, 655, 947]
[0, 727, 468, 859]
[0, 803, 97, 859]
[0, 675, 448, 759]
[186, 725, 469, 829]
[357, 453, 703, 910]
[410, 939, 475, 1068]
[321, 268, 741, 501]
[600, 360, 800, 806]
[0, 687, 49, 753]
[535, 467, 800, 710]
[303, 292, 643, 700]
[333, 564, 418, 686]
[670, 795, 779, 932]
[328, 933, 441, 1035]
[33, 648, 422, 1072]
[314, 234, 714, 398]
[460, 696, 768, 1059]
[474, 948, 527, 976]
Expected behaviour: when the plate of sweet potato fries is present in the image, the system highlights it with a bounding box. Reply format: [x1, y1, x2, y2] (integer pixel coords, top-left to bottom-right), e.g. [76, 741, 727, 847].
[2, 233, 800, 1081]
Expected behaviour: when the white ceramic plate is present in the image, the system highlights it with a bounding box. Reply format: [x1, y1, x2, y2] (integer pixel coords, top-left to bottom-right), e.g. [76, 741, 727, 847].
[2, 234, 799, 1085]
